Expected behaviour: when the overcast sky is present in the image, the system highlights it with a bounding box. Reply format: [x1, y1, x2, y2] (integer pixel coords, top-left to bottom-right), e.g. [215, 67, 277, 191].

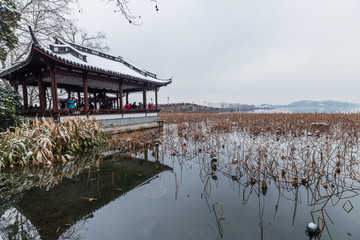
[74, 0, 360, 105]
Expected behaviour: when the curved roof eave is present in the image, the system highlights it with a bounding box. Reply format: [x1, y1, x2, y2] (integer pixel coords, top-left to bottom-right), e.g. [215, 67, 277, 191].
[0, 44, 172, 87]
[38, 46, 171, 86]
[0, 44, 37, 79]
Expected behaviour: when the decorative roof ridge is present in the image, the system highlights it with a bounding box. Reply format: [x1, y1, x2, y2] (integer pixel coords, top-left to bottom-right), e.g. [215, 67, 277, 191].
[37, 45, 171, 85]
[56, 37, 163, 80]
[51, 37, 87, 62]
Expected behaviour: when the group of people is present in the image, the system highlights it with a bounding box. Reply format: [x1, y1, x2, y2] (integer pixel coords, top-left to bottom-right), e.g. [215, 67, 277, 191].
[62, 97, 94, 110]
[124, 102, 154, 110]
[99, 100, 114, 110]
[62, 97, 154, 111]
[28, 104, 40, 110]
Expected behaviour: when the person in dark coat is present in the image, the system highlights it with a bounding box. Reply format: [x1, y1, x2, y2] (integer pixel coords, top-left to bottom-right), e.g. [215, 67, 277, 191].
[132, 102, 138, 109]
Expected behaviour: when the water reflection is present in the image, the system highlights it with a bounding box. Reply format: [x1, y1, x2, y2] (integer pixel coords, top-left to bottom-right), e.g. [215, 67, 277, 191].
[0, 152, 171, 240]
[1, 125, 360, 239]
[198, 157, 360, 240]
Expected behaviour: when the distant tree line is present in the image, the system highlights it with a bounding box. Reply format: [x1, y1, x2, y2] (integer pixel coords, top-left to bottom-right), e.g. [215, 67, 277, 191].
[209, 102, 256, 110]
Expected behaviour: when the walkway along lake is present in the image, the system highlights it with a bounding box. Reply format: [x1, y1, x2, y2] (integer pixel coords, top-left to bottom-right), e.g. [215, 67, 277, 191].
[1, 113, 360, 239]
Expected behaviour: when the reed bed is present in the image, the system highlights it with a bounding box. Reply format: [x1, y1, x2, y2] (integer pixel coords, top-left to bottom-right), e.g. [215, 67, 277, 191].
[109, 112, 360, 227]
[0, 117, 106, 168]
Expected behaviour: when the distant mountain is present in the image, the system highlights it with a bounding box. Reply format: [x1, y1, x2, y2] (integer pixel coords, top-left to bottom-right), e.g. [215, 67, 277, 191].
[266, 100, 360, 109]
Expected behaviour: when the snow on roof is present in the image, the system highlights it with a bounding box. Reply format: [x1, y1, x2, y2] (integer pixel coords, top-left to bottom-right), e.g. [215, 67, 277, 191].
[45, 37, 171, 84]
[0, 35, 172, 86]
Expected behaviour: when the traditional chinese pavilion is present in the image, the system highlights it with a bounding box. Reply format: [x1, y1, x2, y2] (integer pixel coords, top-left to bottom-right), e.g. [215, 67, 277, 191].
[0, 27, 172, 130]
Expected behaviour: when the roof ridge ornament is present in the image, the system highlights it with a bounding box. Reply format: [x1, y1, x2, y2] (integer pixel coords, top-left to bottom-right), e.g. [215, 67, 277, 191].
[28, 26, 40, 46]
[50, 37, 87, 62]
[59, 39, 160, 79]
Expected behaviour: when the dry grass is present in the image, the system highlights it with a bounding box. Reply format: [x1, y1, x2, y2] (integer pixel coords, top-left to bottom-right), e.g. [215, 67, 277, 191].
[159, 113, 360, 217]
[160, 112, 360, 137]
[108, 112, 360, 222]
[0, 117, 106, 168]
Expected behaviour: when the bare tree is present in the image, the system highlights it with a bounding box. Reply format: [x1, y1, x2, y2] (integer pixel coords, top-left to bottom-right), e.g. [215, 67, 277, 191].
[8, 0, 74, 63]
[108, 0, 159, 24]
[1, 0, 110, 108]
[61, 20, 109, 52]
[2, 0, 160, 67]
[3, 0, 109, 68]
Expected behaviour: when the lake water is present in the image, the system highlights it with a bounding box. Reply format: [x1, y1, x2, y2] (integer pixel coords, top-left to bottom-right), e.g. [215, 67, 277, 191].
[0, 125, 359, 239]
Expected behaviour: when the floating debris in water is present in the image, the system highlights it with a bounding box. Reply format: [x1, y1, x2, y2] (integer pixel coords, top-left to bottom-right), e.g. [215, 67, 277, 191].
[305, 222, 320, 237]
[81, 197, 97, 202]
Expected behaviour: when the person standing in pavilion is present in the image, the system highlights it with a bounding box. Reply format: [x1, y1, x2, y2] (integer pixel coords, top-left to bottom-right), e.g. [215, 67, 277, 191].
[67, 97, 76, 109]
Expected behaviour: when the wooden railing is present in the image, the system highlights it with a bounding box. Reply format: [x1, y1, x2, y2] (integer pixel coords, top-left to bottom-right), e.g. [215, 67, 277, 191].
[21, 108, 160, 117]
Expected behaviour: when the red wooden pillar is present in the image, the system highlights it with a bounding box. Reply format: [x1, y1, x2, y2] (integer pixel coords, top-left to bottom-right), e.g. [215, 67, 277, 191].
[116, 92, 119, 109]
[119, 83, 123, 111]
[103, 90, 106, 105]
[155, 88, 158, 110]
[49, 66, 58, 116]
[77, 90, 81, 108]
[94, 92, 97, 110]
[43, 87, 47, 109]
[22, 81, 28, 110]
[83, 71, 89, 112]
[38, 75, 46, 112]
[143, 87, 147, 110]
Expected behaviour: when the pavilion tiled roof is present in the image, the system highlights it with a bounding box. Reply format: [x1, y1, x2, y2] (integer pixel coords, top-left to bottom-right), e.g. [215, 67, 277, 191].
[0, 35, 172, 87]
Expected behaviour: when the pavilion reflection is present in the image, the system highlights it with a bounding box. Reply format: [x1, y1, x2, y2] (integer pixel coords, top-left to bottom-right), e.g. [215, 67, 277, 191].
[0, 154, 171, 240]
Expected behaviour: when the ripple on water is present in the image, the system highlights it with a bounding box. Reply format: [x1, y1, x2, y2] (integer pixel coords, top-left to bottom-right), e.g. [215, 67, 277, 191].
[143, 185, 167, 199]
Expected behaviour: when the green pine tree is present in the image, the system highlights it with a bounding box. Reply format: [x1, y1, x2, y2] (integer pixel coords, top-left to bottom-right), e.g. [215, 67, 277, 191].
[0, 0, 21, 62]
[0, 83, 22, 130]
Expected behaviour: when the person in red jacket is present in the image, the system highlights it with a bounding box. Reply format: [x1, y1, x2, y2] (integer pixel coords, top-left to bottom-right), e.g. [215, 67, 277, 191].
[124, 103, 131, 109]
